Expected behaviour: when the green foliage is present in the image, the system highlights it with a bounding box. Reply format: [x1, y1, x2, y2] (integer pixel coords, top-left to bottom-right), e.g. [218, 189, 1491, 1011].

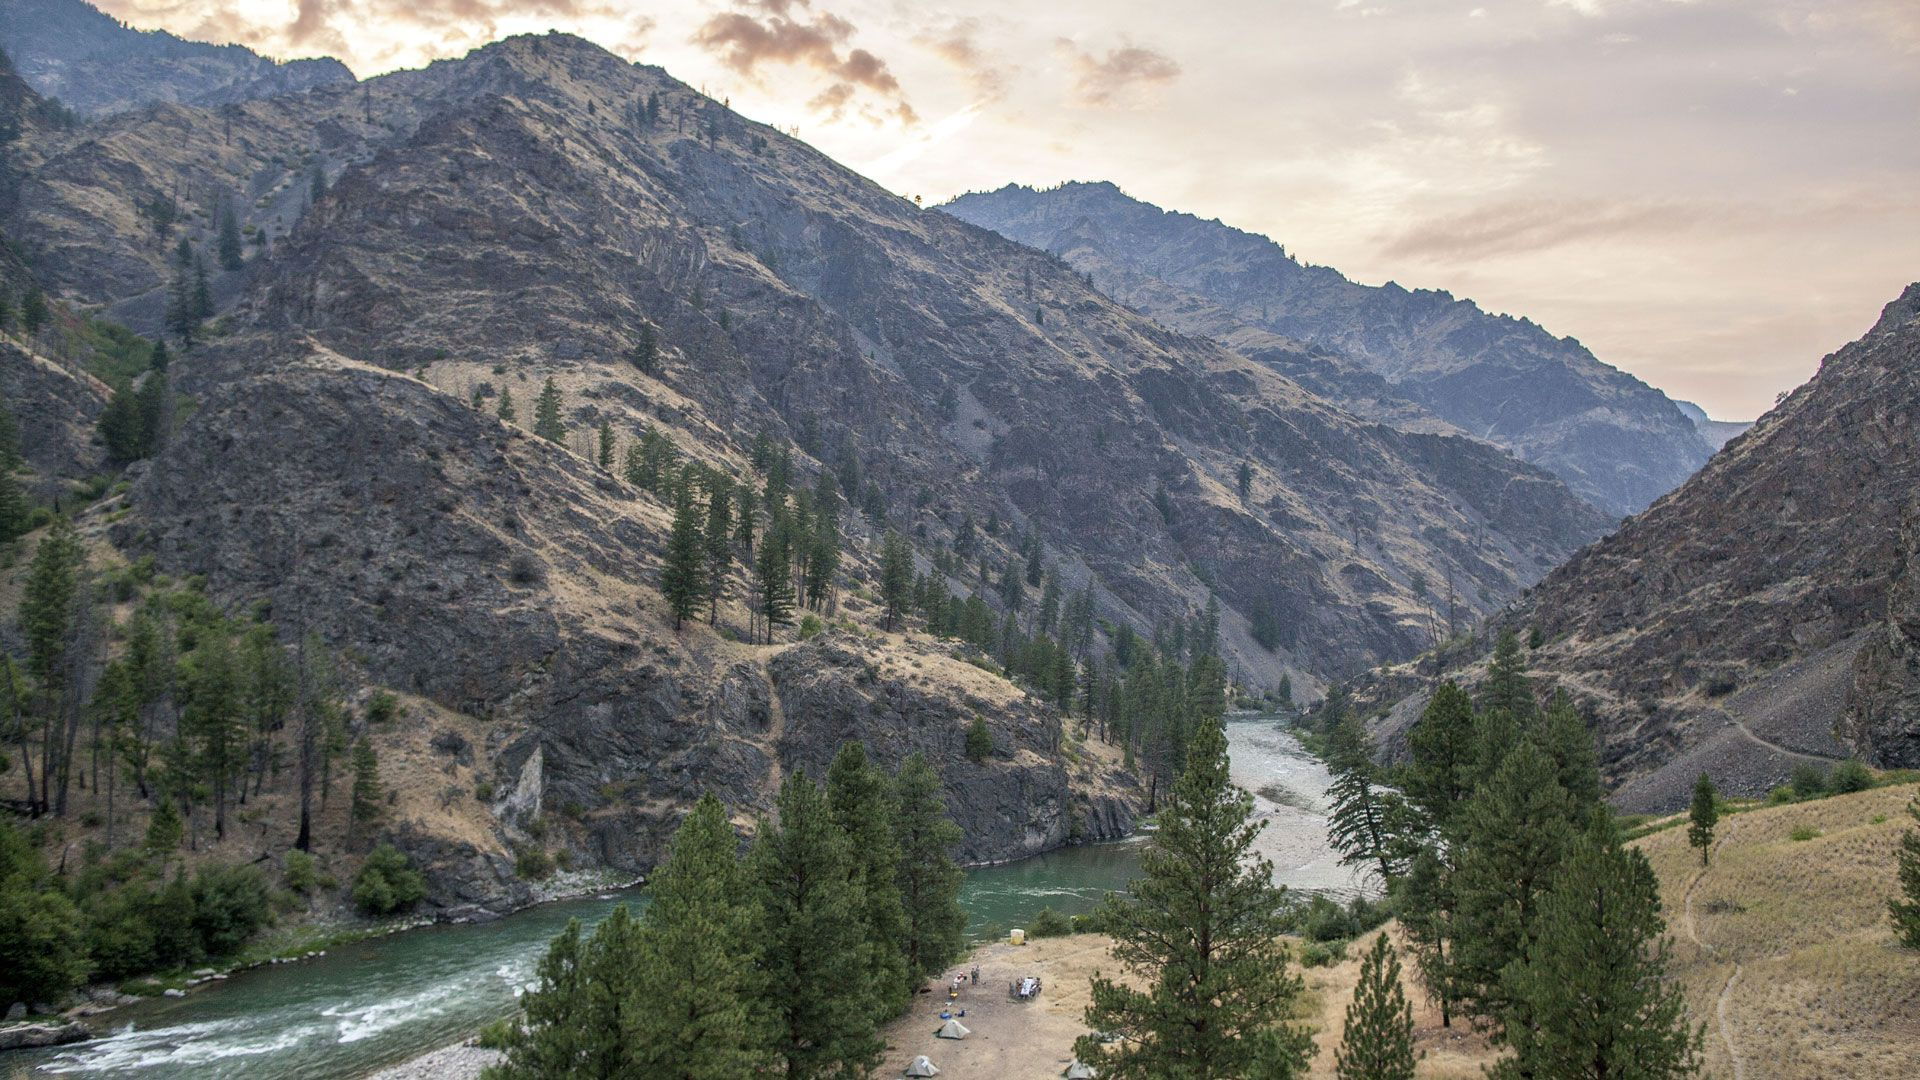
[353, 844, 427, 916]
[532, 377, 565, 442]
[283, 850, 319, 894]
[1027, 906, 1072, 937]
[826, 743, 909, 1021]
[1687, 772, 1718, 866]
[216, 200, 244, 271]
[1830, 758, 1873, 794]
[1492, 819, 1704, 1079]
[661, 483, 708, 630]
[496, 386, 516, 423]
[0, 821, 89, 1007]
[189, 865, 273, 956]
[1073, 720, 1313, 1078]
[879, 530, 914, 631]
[1325, 715, 1410, 885]
[1788, 825, 1821, 842]
[750, 769, 884, 1078]
[349, 738, 382, 844]
[1790, 761, 1829, 799]
[1892, 796, 1920, 949]
[893, 752, 966, 991]
[515, 846, 555, 881]
[964, 715, 993, 764]
[1334, 934, 1416, 1080]
[364, 690, 399, 724]
[144, 800, 183, 853]
[797, 613, 823, 640]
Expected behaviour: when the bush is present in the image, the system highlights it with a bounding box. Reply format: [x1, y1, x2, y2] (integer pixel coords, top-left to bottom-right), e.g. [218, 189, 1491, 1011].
[1298, 940, 1344, 968]
[515, 846, 555, 881]
[1028, 907, 1073, 938]
[283, 851, 318, 894]
[1789, 826, 1822, 842]
[364, 691, 400, 724]
[1830, 759, 1874, 794]
[1768, 785, 1797, 805]
[965, 716, 993, 764]
[476, 1017, 518, 1049]
[190, 865, 272, 957]
[353, 845, 427, 916]
[1790, 762, 1829, 800]
[797, 614, 823, 640]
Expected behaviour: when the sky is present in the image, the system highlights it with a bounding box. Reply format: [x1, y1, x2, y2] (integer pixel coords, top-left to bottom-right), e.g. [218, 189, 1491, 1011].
[99, 0, 1920, 420]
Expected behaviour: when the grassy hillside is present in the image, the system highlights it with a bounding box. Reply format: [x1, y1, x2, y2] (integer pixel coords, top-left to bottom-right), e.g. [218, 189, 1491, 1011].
[1300, 782, 1920, 1079]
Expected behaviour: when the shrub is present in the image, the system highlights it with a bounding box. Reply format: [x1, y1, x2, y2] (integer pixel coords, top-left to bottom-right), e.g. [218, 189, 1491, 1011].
[364, 691, 400, 724]
[1789, 826, 1822, 842]
[1028, 907, 1073, 938]
[515, 846, 555, 881]
[1768, 785, 1797, 805]
[798, 614, 823, 640]
[189, 865, 272, 957]
[1830, 759, 1874, 794]
[1790, 762, 1829, 799]
[476, 1017, 518, 1049]
[283, 851, 318, 894]
[1298, 940, 1344, 968]
[353, 844, 427, 916]
[965, 716, 993, 764]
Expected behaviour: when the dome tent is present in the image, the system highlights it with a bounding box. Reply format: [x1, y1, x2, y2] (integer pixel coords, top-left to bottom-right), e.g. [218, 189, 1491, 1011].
[935, 1017, 971, 1039]
[1064, 1061, 1097, 1079]
[905, 1055, 940, 1077]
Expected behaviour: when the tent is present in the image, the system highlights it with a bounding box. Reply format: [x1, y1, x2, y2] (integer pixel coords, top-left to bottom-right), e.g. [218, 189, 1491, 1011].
[936, 1018, 971, 1039]
[905, 1056, 941, 1077]
[1064, 1061, 1097, 1079]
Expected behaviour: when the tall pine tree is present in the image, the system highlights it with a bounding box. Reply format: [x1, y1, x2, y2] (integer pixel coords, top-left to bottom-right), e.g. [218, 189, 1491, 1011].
[891, 752, 965, 993]
[1074, 719, 1313, 1078]
[661, 485, 708, 631]
[1688, 772, 1718, 867]
[825, 743, 909, 1022]
[749, 770, 883, 1079]
[1334, 933, 1416, 1080]
[533, 377, 566, 442]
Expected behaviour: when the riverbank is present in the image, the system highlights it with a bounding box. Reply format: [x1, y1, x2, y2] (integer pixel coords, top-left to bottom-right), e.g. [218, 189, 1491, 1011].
[363, 1040, 503, 1080]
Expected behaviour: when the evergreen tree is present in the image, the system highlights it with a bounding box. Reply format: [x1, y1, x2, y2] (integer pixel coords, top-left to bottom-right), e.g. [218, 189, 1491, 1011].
[879, 530, 914, 631]
[596, 419, 614, 469]
[1402, 681, 1477, 831]
[135, 369, 171, 455]
[1325, 716, 1409, 885]
[191, 257, 213, 320]
[1493, 819, 1704, 1079]
[23, 517, 84, 815]
[0, 464, 25, 543]
[632, 322, 659, 374]
[349, 737, 382, 846]
[0, 821, 89, 1007]
[533, 377, 566, 442]
[625, 794, 768, 1079]
[661, 485, 709, 631]
[487, 918, 608, 1078]
[1539, 690, 1602, 811]
[1449, 740, 1577, 1032]
[1236, 460, 1254, 503]
[754, 527, 795, 642]
[1687, 772, 1718, 867]
[1335, 934, 1416, 1080]
[892, 753, 965, 991]
[826, 743, 909, 1022]
[145, 798, 183, 852]
[497, 387, 517, 424]
[99, 382, 148, 463]
[1482, 629, 1538, 727]
[703, 477, 734, 624]
[184, 631, 245, 839]
[20, 289, 48, 338]
[749, 770, 883, 1079]
[1073, 719, 1313, 1078]
[216, 200, 244, 271]
[1890, 794, 1920, 949]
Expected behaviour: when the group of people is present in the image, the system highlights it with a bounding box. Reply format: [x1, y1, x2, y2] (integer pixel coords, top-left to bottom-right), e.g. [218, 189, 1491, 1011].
[947, 966, 981, 1000]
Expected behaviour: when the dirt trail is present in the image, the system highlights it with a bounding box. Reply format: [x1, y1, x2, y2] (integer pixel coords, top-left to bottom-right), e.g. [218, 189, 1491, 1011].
[1711, 703, 1842, 766]
[1682, 823, 1746, 1080]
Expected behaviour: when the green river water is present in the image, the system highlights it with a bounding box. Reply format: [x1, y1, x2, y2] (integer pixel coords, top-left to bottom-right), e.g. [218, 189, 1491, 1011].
[9, 718, 1336, 1078]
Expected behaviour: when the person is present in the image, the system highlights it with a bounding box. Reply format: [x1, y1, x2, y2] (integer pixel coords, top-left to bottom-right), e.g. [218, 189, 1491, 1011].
[971, 965, 980, 984]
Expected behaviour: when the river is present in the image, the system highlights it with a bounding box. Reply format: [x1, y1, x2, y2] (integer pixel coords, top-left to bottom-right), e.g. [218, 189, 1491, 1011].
[9, 716, 1347, 1079]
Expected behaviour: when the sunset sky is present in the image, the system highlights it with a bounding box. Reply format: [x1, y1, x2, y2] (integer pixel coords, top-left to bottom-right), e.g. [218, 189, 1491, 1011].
[98, 0, 1920, 420]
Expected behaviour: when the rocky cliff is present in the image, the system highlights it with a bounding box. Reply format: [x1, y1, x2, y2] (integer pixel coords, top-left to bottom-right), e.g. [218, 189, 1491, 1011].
[1362, 284, 1920, 809]
[0, 0, 353, 117]
[944, 181, 1715, 517]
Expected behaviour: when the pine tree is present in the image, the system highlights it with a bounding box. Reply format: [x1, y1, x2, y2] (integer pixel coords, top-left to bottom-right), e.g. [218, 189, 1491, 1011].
[489, 918, 608, 1077]
[135, 369, 171, 455]
[892, 752, 965, 992]
[1402, 681, 1477, 832]
[1688, 772, 1718, 867]
[703, 477, 734, 624]
[879, 530, 914, 631]
[754, 526, 795, 642]
[661, 485, 708, 631]
[497, 387, 516, 424]
[0, 464, 26, 543]
[1450, 739, 1577, 1032]
[1539, 690, 1602, 811]
[625, 794, 768, 1078]
[191, 257, 213, 320]
[1482, 629, 1538, 727]
[1335, 934, 1417, 1080]
[349, 737, 382, 846]
[145, 797, 183, 852]
[1073, 719, 1313, 1078]
[1890, 795, 1920, 949]
[23, 517, 84, 815]
[99, 382, 148, 463]
[1236, 460, 1254, 503]
[20, 289, 48, 338]
[596, 419, 614, 469]
[1326, 716, 1409, 885]
[184, 631, 245, 839]
[1494, 819, 1704, 1079]
[749, 770, 883, 1079]
[632, 322, 659, 374]
[216, 200, 244, 271]
[533, 377, 565, 442]
[826, 743, 909, 1022]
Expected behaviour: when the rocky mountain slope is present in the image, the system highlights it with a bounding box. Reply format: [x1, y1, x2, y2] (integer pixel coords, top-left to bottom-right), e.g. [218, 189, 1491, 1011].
[1, 32, 1614, 900]
[1675, 399, 1752, 452]
[0, 0, 353, 117]
[944, 181, 1715, 517]
[1364, 284, 1920, 809]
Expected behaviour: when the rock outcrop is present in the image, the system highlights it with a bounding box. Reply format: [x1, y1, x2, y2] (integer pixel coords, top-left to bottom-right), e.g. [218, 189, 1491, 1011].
[944, 181, 1715, 517]
[1846, 510, 1920, 768]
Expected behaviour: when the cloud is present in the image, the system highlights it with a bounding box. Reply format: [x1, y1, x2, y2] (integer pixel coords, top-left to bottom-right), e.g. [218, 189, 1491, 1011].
[1377, 198, 1700, 260]
[1056, 40, 1180, 106]
[918, 17, 1008, 100]
[691, 2, 916, 125]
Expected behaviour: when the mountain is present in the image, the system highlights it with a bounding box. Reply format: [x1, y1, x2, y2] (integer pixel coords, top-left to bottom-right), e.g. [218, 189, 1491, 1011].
[1363, 284, 1920, 809]
[1674, 399, 1754, 452]
[943, 181, 1717, 517]
[0, 0, 353, 117]
[0, 32, 1614, 901]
